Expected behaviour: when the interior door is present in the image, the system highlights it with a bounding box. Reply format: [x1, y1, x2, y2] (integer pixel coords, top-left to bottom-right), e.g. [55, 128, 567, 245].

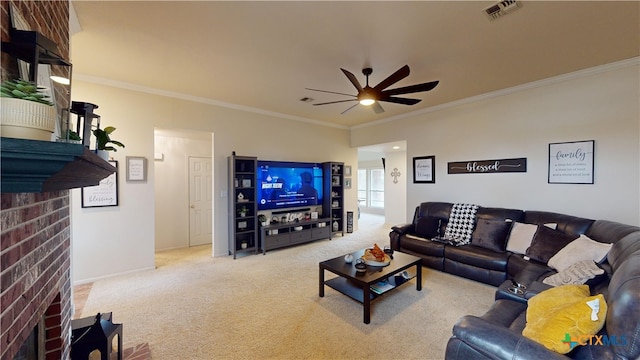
[189, 156, 212, 247]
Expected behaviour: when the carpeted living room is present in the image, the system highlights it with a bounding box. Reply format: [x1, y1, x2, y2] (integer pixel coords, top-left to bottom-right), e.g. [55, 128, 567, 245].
[73, 214, 498, 359]
[2, 1, 639, 360]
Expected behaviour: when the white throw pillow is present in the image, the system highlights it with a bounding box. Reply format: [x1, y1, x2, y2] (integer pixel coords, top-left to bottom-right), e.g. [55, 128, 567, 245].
[543, 260, 605, 286]
[505, 222, 538, 254]
[547, 234, 613, 272]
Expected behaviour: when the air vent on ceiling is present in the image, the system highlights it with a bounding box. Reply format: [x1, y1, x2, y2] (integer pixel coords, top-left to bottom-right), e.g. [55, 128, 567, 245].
[483, 0, 521, 21]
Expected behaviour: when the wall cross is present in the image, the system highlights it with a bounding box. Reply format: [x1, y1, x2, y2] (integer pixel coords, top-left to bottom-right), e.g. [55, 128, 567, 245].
[391, 168, 401, 184]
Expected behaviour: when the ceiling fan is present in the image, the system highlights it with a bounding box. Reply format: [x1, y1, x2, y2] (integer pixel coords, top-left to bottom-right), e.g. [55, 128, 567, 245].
[306, 65, 439, 114]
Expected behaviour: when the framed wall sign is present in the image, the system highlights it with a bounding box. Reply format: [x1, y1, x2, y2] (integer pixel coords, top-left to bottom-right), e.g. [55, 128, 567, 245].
[126, 156, 148, 181]
[447, 158, 527, 174]
[344, 165, 352, 177]
[548, 140, 594, 184]
[413, 156, 435, 183]
[82, 161, 118, 208]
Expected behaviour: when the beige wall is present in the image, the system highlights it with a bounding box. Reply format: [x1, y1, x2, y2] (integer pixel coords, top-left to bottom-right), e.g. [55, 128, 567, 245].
[71, 59, 639, 283]
[352, 60, 640, 226]
[71, 81, 356, 283]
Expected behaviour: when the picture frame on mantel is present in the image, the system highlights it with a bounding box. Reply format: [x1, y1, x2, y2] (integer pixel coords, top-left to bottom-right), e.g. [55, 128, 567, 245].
[413, 156, 435, 183]
[126, 156, 148, 182]
[82, 161, 118, 208]
[548, 140, 595, 184]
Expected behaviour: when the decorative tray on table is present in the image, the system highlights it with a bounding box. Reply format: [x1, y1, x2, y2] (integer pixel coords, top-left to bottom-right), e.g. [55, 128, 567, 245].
[362, 247, 391, 266]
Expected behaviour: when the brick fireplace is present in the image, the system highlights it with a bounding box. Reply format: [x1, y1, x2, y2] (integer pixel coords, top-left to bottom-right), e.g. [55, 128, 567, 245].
[1, 2, 73, 358]
[1, 192, 73, 359]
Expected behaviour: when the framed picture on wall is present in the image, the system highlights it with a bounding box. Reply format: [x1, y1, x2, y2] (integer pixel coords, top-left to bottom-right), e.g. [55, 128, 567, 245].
[413, 156, 435, 183]
[548, 140, 595, 184]
[126, 156, 148, 181]
[344, 178, 352, 189]
[82, 161, 119, 207]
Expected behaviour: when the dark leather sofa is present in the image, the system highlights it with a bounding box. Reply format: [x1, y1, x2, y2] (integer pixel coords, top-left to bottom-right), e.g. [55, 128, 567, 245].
[389, 201, 640, 359]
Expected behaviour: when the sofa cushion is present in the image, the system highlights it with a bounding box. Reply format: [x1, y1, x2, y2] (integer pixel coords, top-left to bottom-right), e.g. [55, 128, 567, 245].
[445, 244, 509, 271]
[471, 219, 512, 252]
[506, 222, 538, 254]
[547, 234, 613, 272]
[526, 225, 577, 263]
[523, 211, 594, 238]
[523, 285, 607, 354]
[542, 260, 606, 287]
[415, 216, 441, 239]
[401, 234, 445, 257]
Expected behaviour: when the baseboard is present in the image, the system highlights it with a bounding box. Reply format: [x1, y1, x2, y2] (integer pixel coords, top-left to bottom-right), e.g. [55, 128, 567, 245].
[73, 266, 156, 286]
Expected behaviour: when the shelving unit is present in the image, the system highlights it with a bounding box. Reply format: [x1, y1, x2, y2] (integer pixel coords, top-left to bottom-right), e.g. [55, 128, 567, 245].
[260, 218, 332, 254]
[228, 154, 258, 259]
[323, 162, 345, 237]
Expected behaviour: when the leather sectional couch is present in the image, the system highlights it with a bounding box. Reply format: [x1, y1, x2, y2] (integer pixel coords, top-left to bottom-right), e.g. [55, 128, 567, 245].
[389, 201, 640, 359]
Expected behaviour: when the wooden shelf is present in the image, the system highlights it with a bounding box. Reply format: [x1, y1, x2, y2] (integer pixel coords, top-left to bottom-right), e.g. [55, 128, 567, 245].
[1, 137, 117, 193]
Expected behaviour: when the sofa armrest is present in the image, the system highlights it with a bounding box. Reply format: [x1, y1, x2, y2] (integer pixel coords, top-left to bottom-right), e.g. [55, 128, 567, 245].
[391, 223, 414, 235]
[449, 316, 566, 360]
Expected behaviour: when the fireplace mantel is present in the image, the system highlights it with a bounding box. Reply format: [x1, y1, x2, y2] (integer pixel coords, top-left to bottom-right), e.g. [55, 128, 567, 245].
[1, 137, 117, 193]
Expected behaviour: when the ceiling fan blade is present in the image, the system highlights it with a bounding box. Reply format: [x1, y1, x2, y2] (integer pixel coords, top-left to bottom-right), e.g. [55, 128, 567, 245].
[372, 102, 385, 114]
[340, 103, 359, 115]
[313, 99, 358, 106]
[383, 81, 439, 96]
[340, 68, 364, 93]
[379, 96, 422, 105]
[373, 65, 410, 91]
[305, 88, 356, 98]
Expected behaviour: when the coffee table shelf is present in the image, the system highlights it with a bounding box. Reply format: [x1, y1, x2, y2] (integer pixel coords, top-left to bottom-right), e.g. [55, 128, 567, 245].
[319, 249, 422, 324]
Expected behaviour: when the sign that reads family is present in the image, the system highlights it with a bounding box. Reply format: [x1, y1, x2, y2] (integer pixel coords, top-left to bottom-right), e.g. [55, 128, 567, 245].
[447, 158, 527, 174]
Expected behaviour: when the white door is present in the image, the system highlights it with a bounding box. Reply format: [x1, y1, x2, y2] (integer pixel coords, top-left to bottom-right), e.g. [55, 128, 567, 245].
[189, 157, 212, 247]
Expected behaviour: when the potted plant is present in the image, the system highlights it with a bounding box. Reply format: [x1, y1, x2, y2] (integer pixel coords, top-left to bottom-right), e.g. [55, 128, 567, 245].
[258, 214, 268, 226]
[0, 79, 56, 141]
[238, 206, 249, 217]
[57, 129, 82, 144]
[93, 126, 125, 160]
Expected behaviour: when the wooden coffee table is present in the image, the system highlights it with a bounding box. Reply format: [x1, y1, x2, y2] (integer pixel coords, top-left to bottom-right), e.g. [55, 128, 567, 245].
[319, 249, 422, 324]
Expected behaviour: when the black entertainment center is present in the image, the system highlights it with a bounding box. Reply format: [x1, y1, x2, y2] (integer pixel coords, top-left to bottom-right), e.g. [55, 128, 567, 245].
[228, 153, 345, 259]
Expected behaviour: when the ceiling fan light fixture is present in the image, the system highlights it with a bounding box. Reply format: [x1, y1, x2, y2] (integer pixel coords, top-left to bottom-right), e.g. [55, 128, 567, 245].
[359, 98, 375, 106]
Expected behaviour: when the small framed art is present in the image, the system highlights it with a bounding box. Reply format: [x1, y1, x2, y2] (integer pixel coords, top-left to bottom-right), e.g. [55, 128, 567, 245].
[126, 156, 148, 181]
[82, 161, 119, 208]
[413, 156, 435, 183]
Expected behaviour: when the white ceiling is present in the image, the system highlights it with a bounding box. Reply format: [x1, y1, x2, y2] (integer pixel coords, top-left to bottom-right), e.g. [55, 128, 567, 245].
[70, 1, 639, 129]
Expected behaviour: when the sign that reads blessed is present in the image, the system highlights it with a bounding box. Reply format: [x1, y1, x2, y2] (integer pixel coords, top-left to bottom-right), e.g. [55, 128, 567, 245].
[448, 158, 527, 174]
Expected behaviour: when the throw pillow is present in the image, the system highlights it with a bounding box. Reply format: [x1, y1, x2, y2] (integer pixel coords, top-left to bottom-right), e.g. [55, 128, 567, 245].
[543, 260, 606, 287]
[505, 222, 538, 254]
[414, 216, 441, 239]
[523, 285, 607, 354]
[525, 225, 577, 264]
[547, 234, 613, 272]
[471, 219, 513, 252]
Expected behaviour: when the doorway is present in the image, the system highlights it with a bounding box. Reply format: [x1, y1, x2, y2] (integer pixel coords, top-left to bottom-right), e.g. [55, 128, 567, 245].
[357, 140, 407, 225]
[154, 129, 214, 252]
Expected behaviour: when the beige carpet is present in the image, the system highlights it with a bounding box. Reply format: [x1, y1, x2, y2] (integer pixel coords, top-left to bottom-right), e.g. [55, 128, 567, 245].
[80, 215, 496, 359]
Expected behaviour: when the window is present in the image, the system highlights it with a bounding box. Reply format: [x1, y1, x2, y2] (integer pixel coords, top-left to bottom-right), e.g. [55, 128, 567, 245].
[370, 169, 384, 208]
[357, 167, 384, 209]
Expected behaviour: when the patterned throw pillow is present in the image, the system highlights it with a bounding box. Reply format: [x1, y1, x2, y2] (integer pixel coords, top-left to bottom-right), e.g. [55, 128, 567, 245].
[543, 260, 606, 287]
[444, 203, 479, 246]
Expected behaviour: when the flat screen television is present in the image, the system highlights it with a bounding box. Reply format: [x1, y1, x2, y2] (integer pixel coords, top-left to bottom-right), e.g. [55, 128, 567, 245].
[257, 160, 323, 211]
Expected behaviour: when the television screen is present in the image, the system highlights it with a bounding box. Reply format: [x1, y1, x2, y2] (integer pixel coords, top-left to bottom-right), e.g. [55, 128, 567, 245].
[257, 160, 323, 211]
